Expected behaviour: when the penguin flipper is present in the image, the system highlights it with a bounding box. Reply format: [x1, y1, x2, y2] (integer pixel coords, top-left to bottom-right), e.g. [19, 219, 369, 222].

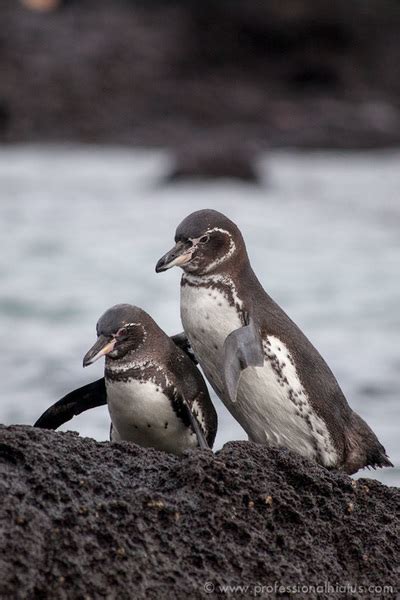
[186, 404, 210, 450]
[34, 378, 107, 430]
[178, 388, 211, 450]
[223, 315, 264, 403]
[170, 332, 198, 365]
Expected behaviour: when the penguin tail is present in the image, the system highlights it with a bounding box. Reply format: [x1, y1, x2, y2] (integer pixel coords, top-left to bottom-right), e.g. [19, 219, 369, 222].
[343, 411, 393, 474]
[367, 450, 393, 470]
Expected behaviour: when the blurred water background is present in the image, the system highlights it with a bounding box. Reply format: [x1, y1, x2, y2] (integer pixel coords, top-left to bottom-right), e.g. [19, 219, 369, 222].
[1, 145, 399, 485]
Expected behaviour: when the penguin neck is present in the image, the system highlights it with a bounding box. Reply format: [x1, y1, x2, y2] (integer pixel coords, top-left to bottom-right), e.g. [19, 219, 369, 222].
[105, 347, 155, 375]
[181, 252, 261, 315]
[182, 271, 243, 310]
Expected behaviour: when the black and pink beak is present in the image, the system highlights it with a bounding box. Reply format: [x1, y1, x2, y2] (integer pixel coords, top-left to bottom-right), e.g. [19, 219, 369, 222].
[155, 240, 193, 273]
[82, 335, 116, 367]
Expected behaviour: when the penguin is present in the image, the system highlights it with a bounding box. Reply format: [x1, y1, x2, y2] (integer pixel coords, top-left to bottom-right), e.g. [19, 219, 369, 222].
[35, 304, 217, 454]
[155, 209, 393, 474]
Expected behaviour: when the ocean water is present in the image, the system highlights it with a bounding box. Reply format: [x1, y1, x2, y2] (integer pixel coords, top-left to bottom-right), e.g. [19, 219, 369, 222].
[1, 145, 399, 486]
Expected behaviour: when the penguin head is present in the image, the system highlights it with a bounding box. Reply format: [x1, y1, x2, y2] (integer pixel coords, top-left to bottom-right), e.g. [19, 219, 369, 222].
[83, 304, 149, 366]
[156, 209, 246, 276]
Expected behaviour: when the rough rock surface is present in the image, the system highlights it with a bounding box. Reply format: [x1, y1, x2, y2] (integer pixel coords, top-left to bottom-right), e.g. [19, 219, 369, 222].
[0, 425, 399, 599]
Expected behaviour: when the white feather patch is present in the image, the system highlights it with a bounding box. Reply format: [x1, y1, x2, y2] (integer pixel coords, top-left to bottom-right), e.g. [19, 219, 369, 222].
[181, 275, 242, 395]
[106, 379, 197, 454]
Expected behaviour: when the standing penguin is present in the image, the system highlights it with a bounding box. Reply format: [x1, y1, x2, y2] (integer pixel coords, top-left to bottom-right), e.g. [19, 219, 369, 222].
[156, 209, 392, 474]
[35, 304, 217, 454]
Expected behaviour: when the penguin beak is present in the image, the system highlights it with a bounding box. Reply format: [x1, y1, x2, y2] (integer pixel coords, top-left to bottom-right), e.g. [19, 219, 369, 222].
[155, 241, 193, 272]
[83, 335, 116, 367]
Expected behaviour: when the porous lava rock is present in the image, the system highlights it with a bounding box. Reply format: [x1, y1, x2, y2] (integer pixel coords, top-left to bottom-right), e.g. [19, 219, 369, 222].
[0, 425, 399, 599]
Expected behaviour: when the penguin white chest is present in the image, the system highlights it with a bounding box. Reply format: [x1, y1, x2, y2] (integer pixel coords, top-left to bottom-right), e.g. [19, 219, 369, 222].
[106, 379, 197, 454]
[181, 281, 242, 394]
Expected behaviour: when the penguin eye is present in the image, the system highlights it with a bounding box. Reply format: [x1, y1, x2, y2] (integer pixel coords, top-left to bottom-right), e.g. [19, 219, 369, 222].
[117, 327, 128, 338]
[199, 235, 210, 244]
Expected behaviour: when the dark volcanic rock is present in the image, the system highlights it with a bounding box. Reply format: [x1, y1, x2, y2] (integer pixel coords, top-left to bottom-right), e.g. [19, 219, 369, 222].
[0, 425, 399, 599]
[1, 0, 400, 148]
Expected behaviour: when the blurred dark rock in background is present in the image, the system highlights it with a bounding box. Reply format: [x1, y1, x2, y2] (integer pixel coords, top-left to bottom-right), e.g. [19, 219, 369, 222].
[1, 0, 400, 148]
[166, 138, 260, 183]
